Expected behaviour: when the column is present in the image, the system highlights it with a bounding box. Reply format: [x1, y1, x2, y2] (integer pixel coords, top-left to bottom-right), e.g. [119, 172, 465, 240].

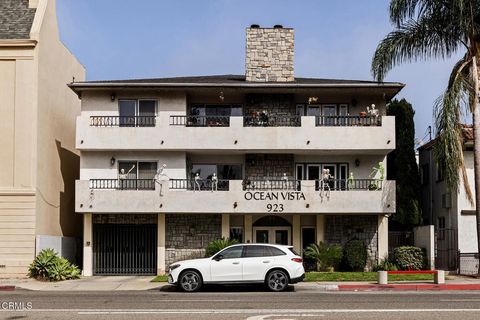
[377, 214, 389, 261]
[157, 213, 166, 274]
[244, 215, 253, 243]
[221, 214, 230, 239]
[292, 215, 301, 253]
[83, 213, 93, 276]
[316, 214, 325, 243]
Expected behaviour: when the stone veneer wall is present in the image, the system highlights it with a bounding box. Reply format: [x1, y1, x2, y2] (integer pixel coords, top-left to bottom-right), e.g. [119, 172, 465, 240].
[324, 215, 378, 269]
[165, 214, 221, 266]
[93, 214, 157, 224]
[245, 154, 294, 180]
[245, 27, 294, 82]
[244, 94, 295, 118]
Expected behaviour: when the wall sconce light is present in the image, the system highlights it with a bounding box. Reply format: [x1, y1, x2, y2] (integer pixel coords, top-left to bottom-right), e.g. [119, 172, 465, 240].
[233, 202, 238, 208]
[219, 91, 225, 101]
[110, 157, 116, 166]
[355, 159, 360, 167]
[308, 97, 318, 104]
[111, 93, 116, 101]
[387, 140, 391, 144]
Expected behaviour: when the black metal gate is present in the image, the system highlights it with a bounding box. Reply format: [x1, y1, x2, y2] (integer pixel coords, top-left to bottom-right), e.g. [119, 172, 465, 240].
[435, 228, 458, 270]
[93, 223, 157, 275]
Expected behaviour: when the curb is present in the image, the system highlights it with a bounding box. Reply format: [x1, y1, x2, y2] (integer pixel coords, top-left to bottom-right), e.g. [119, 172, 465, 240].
[337, 284, 480, 291]
[0, 286, 15, 291]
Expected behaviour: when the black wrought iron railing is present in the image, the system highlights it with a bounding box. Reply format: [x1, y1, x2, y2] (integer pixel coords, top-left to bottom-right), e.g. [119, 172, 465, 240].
[169, 179, 230, 191]
[90, 116, 156, 127]
[170, 115, 230, 127]
[89, 179, 155, 190]
[315, 115, 381, 126]
[313, 179, 383, 191]
[243, 115, 301, 127]
[242, 179, 301, 191]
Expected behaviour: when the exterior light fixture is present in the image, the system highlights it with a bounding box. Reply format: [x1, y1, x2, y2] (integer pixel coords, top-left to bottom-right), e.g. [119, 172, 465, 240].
[110, 157, 116, 166]
[219, 91, 224, 101]
[355, 159, 360, 167]
[387, 140, 391, 144]
[233, 202, 238, 208]
[111, 93, 116, 101]
[308, 97, 318, 104]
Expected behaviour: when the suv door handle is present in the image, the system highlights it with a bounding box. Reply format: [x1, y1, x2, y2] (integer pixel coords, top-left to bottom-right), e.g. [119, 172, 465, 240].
[232, 262, 240, 265]
[262, 260, 271, 263]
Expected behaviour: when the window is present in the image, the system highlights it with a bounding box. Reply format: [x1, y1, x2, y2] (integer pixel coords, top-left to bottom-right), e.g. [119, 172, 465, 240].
[230, 227, 244, 242]
[190, 164, 242, 180]
[441, 193, 451, 208]
[267, 247, 287, 256]
[119, 100, 156, 127]
[438, 216, 446, 229]
[189, 104, 242, 126]
[118, 161, 157, 190]
[436, 159, 446, 182]
[216, 246, 243, 259]
[243, 245, 270, 258]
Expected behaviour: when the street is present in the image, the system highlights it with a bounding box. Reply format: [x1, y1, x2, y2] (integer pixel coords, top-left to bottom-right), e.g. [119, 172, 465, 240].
[1, 286, 480, 319]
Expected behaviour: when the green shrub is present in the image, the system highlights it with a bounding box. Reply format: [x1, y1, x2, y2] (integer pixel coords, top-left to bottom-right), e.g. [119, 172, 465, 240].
[304, 242, 343, 271]
[393, 246, 426, 270]
[341, 240, 367, 271]
[28, 249, 81, 281]
[373, 255, 398, 271]
[205, 238, 239, 257]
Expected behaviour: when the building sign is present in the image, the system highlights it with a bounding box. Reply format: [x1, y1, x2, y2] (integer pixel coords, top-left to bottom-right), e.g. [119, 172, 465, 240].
[244, 191, 306, 213]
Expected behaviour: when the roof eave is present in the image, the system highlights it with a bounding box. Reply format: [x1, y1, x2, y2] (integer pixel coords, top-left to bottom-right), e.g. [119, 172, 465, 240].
[68, 81, 405, 95]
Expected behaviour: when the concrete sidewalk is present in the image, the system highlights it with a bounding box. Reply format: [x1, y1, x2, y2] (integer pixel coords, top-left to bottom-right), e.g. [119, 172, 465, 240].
[0, 276, 163, 291]
[1, 275, 480, 292]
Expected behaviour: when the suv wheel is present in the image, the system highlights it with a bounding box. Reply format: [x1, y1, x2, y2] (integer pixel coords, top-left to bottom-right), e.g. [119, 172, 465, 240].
[266, 270, 289, 292]
[178, 270, 202, 292]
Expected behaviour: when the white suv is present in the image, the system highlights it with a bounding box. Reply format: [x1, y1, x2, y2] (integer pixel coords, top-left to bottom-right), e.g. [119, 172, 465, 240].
[167, 243, 305, 292]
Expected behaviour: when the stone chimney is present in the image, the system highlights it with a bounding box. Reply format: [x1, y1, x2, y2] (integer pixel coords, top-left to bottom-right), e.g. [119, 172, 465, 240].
[245, 25, 294, 82]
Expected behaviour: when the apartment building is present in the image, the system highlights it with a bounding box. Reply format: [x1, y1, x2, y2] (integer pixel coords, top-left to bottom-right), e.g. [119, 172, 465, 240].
[70, 25, 402, 276]
[0, 0, 85, 276]
[419, 126, 478, 271]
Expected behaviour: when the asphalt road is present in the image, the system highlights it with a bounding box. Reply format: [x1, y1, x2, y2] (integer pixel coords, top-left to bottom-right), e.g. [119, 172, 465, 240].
[1, 285, 480, 320]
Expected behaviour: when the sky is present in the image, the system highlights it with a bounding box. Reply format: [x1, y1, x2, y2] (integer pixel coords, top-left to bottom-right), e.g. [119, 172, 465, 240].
[56, 0, 465, 142]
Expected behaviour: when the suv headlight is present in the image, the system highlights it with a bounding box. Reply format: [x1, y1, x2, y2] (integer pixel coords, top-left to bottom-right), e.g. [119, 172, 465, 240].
[169, 264, 181, 272]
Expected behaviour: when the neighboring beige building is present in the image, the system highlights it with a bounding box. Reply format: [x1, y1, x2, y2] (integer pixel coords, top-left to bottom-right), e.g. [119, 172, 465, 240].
[71, 25, 403, 276]
[0, 0, 85, 277]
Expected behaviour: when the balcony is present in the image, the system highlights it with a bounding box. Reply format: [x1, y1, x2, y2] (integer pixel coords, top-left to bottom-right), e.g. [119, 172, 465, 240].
[76, 179, 395, 214]
[77, 114, 395, 152]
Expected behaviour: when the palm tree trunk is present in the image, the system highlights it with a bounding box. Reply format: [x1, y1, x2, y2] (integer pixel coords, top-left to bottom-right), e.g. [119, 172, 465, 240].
[472, 56, 480, 274]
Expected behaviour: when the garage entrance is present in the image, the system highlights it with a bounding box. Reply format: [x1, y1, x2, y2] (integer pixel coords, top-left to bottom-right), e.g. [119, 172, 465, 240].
[93, 214, 157, 275]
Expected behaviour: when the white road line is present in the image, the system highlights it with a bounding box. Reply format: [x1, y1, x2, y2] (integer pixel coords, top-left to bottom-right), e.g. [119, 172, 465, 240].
[2, 308, 480, 314]
[153, 299, 241, 302]
[440, 299, 480, 302]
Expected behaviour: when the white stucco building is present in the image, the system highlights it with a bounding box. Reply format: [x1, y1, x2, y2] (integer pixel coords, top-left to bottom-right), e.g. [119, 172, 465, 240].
[419, 126, 478, 270]
[70, 25, 403, 276]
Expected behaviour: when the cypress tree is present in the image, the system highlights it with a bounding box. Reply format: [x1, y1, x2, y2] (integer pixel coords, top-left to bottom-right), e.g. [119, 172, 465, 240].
[387, 98, 422, 229]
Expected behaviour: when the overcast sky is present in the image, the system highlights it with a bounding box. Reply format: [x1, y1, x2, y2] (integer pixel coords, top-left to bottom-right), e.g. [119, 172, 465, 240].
[57, 0, 464, 142]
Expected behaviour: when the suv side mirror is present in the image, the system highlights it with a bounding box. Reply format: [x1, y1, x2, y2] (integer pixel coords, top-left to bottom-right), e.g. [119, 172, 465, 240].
[213, 254, 224, 261]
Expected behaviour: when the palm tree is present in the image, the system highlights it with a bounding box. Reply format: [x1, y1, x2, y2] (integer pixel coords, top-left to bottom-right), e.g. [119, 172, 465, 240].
[372, 0, 480, 271]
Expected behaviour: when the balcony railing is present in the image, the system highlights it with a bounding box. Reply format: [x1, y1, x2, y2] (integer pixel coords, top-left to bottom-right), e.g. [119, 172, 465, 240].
[315, 115, 381, 126]
[170, 116, 230, 127]
[89, 179, 155, 190]
[314, 179, 383, 191]
[243, 115, 301, 127]
[169, 179, 230, 191]
[242, 179, 301, 191]
[90, 116, 156, 127]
